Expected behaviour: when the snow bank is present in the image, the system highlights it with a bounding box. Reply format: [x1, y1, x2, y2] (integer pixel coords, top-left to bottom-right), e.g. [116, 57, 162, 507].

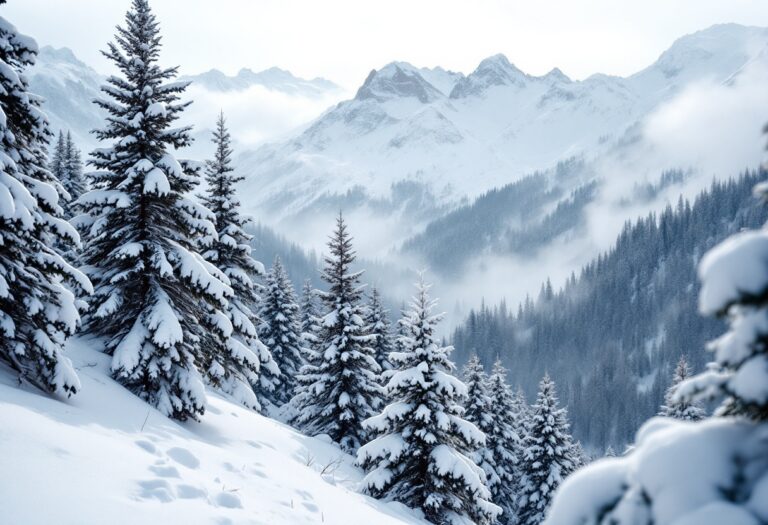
[0, 338, 427, 525]
[545, 417, 768, 525]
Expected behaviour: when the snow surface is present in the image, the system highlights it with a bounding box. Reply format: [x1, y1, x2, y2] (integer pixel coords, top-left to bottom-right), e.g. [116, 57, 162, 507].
[0, 338, 427, 525]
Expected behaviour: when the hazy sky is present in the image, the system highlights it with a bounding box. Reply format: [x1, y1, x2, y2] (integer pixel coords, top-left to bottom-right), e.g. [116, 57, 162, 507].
[7, 0, 768, 88]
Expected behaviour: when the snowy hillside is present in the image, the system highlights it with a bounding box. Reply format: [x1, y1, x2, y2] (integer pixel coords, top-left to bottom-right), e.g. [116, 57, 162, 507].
[0, 339, 424, 525]
[234, 24, 768, 246]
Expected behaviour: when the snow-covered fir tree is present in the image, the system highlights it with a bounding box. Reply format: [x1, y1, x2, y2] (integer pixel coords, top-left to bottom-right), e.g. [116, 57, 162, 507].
[63, 131, 85, 217]
[76, 0, 231, 421]
[358, 278, 500, 525]
[366, 286, 394, 380]
[49, 131, 86, 221]
[658, 355, 705, 421]
[486, 359, 523, 524]
[0, 9, 91, 396]
[298, 279, 321, 366]
[463, 355, 502, 510]
[198, 111, 276, 411]
[258, 256, 303, 406]
[292, 214, 381, 451]
[299, 279, 319, 342]
[512, 386, 532, 438]
[518, 374, 578, 525]
[546, 173, 768, 525]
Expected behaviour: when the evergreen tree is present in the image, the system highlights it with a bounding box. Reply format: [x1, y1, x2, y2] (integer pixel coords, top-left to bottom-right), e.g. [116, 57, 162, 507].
[547, 173, 768, 525]
[292, 214, 381, 451]
[366, 286, 394, 380]
[463, 355, 501, 508]
[677, 178, 768, 422]
[199, 112, 276, 411]
[49, 131, 66, 187]
[49, 131, 86, 221]
[358, 278, 500, 525]
[62, 131, 85, 218]
[258, 256, 303, 406]
[486, 360, 523, 524]
[518, 375, 578, 525]
[299, 279, 319, 339]
[659, 355, 705, 420]
[0, 9, 91, 396]
[77, 0, 229, 421]
[298, 279, 321, 366]
[289, 280, 322, 422]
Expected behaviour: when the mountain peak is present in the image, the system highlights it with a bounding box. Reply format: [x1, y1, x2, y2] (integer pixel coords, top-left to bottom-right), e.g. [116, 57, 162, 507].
[38, 46, 89, 68]
[542, 67, 571, 83]
[182, 66, 340, 97]
[450, 53, 527, 98]
[633, 23, 768, 83]
[355, 62, 443, 103]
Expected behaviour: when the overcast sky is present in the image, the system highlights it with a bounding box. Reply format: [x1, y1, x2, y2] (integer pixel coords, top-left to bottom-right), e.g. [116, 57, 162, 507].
[7, 0, 768, 88]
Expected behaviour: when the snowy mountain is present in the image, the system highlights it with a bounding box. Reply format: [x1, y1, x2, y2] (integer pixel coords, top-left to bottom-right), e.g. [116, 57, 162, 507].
[27, 46, 105, 151]
[234, 24, 768, 250]
[180, 67, 341, 98]
[0, 339, 425, 525]
[27, 46, 346, 156]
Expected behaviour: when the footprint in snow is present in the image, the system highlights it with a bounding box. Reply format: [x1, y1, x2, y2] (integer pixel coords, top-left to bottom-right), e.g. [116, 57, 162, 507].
[176, 484, 207, 500]
[135, 440, 157, 454]
[149, 465, 180, 478]
[215, 491, 242, 509]
[167, 447, 200, 469]
[138, 479, 174, 503]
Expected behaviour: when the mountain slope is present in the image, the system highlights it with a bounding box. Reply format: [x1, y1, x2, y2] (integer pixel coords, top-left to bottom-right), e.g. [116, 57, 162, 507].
[28, 46, 105, 151]
[0, 338, 424, 525]
[450, 170, 768, 451]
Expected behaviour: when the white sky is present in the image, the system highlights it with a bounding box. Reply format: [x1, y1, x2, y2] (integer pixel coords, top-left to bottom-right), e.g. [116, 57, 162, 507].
[7, 0, 768, 88]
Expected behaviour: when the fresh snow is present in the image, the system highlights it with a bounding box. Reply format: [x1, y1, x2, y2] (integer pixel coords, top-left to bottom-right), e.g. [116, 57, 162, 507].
[0, 338, 427, 525]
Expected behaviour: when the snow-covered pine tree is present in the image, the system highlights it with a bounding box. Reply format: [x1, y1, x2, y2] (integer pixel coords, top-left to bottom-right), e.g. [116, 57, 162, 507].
[49, 131, 66, 188]
[512, 386, 532, 438]
[258, 256, 303, 406]
[49, 131, 86, 222]
[486, 359, 523, 525]
[62, 131, 85, 218]
[297, 279, 322, 368]
[198, 111, 276, 411]
[358, 278, 500, 525]
[659, 355, 706, 421]
[367, 286, 394, 381]
[292, 213, 381, 452]
[77, 0, 230, 421]
[0, 9, 91, 396]
[463, 355, 502, 512]
[518, 374, 577, 525]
